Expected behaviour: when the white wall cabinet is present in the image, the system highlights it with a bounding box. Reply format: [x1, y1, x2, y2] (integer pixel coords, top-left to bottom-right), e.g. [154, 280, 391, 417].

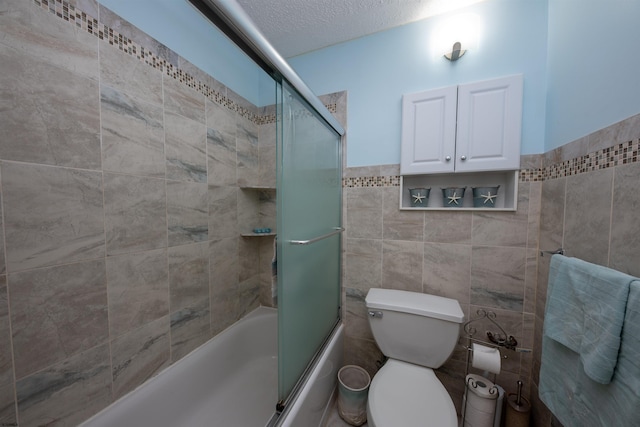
[401, 74, 523, 175]
[400, 85, 458, 174]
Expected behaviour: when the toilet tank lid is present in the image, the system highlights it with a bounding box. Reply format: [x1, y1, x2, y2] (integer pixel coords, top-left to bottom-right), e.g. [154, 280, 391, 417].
[366, 289, 464, 323]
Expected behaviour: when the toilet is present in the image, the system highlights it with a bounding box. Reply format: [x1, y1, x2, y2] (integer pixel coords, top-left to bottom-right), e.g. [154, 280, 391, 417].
[365, 288, 464, 427]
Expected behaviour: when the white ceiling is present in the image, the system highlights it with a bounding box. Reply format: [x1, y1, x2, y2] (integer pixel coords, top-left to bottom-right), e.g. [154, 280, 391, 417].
[235, 0, 486, 58]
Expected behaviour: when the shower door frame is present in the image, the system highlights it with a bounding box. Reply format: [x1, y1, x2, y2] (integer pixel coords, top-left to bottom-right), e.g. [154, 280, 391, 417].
[188, 0, 346, 422]
[275, 80, 344, 412]
[187, 0, 344, 135]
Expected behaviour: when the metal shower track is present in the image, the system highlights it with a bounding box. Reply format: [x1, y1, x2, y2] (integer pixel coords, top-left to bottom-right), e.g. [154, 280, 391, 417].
[188, 0, 346, 137]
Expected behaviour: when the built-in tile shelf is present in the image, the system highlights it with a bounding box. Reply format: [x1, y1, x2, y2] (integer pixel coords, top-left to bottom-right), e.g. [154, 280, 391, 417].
[239, 185, 276, 190]
[400, 170, 519, 211]
[239, 186, 276, 237]
[240, 232, 277, 237]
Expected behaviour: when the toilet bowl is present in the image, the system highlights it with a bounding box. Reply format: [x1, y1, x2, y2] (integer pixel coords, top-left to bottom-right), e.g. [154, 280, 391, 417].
[367, 359, 457, 427]
[365, 289, 464, 427]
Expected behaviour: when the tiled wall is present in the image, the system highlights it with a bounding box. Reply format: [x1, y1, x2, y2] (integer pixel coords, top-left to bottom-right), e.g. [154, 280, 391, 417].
[340, 113, 640, 426]
[0, 0, 278, 425]
[532, 116, 640, 427]
[341, 161, 542, 415]
[3, 1, 638, 426]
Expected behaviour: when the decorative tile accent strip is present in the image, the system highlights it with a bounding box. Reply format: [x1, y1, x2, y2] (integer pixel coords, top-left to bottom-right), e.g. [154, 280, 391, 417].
[520, 168, 544, 182]
[343, 176, 401, 188]
[258, 104, 336, 126]
[544, 139, 640, 180]
[257, 114, 277, 126]
[344, 139, 639, 188]
[35, 0, 97, 30]
[33, 0, 335, 127]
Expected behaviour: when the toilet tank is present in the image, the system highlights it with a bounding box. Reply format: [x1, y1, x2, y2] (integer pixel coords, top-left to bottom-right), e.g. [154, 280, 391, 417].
[365, 288, 464, 368]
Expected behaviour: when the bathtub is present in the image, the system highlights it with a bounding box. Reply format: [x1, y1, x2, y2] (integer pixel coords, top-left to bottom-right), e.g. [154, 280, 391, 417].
[81, 306, 344, 427]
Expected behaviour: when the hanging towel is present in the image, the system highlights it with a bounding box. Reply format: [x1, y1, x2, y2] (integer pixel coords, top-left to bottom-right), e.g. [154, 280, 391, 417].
[544, 255, 634, 384]
[540, 279, 640, 426]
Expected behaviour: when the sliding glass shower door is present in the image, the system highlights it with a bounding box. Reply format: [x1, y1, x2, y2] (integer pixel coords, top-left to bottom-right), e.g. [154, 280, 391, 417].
[276, 81, 342, 406]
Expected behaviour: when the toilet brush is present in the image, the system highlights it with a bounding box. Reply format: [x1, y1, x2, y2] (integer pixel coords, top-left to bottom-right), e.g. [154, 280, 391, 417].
[505, 380, 531, 427]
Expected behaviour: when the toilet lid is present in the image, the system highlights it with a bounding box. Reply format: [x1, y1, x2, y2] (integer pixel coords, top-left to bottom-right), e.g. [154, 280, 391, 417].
[367, 359, 457, 427]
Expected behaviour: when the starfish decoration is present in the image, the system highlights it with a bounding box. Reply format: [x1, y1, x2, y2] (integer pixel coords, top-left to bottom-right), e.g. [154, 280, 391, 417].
[481, 191, 497, 204]
[412, 193, 426, 204]
[447, 191, 461, 205]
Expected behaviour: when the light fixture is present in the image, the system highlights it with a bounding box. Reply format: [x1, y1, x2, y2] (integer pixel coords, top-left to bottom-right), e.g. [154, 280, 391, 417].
[431, 13, 481, 62]
[444, 41, 466, 61]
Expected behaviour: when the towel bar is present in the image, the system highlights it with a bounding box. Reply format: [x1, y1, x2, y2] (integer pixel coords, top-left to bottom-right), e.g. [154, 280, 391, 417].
[288, 227, 344, 245]
[540, 248, 564, 257]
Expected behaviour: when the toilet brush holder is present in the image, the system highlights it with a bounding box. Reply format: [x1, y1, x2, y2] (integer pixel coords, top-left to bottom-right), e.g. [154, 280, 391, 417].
[505, 381, 530, 427]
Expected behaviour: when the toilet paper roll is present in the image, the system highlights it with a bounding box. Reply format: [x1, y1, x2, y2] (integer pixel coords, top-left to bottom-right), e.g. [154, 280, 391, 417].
[464, 374, 500, 427]
[472, 343, 501, 374]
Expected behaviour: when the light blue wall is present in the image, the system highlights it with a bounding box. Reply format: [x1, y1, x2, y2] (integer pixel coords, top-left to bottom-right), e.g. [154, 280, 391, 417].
[97, 0, 270, 106]
[545, 0, 640, 151]
[288, 0, 548, 167]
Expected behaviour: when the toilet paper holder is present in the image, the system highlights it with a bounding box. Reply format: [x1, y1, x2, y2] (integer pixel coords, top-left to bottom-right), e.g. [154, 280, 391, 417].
[462, 309, 530, 353]
[487, 328, 518, 350]
[460, 309, 530, 427]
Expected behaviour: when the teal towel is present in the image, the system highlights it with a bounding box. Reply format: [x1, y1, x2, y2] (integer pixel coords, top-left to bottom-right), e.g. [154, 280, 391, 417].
[544, 255, 634, 384]
[540, 280, 640, 426]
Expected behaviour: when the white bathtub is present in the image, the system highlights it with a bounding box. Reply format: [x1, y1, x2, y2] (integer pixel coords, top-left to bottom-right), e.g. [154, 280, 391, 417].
[81, 306, 344, 427]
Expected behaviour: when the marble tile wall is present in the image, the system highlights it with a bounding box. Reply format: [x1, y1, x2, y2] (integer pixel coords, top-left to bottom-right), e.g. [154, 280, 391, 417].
[531, 113, 640, 427]
[0, 0, 278, 425]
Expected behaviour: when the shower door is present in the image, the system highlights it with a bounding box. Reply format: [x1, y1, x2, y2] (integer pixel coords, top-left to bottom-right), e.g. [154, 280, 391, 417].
[276, 81, 342, 407]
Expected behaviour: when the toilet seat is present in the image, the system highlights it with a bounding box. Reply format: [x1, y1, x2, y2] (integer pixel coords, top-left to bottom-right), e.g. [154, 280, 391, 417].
[367, 359, 457, 427]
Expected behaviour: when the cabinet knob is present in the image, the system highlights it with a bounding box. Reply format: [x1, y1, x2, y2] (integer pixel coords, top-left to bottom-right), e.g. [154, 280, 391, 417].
[445, 156, 451, 161]
[460, 155, 467, 161]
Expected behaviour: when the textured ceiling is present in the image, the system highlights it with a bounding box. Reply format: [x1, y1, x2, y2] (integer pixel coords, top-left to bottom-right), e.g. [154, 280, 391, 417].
[235, 0, 486, 58]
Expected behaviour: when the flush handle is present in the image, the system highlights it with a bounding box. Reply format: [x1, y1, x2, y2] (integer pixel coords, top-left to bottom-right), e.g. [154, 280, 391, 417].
[368, 310, 383, 318]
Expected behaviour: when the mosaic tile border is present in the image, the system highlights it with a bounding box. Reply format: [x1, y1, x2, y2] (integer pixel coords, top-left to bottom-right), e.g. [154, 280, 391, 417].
[544, 139, 639, 180]
[259, 103, 337, 126]
[34, 0, 336, 126]
[342, 175, 401, 188]
[344, 138, 640, 188]
[343, 169, 543, 188]
[520, 168, 544, 183]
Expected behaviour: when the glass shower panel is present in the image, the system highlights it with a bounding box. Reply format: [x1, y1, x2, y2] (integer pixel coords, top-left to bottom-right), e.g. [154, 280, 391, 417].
[277, 81, 342, 404]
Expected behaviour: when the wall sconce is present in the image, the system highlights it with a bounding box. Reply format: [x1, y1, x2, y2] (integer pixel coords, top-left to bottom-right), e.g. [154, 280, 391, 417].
[432, 13, 481, 62]
[444, 41, 466, 61]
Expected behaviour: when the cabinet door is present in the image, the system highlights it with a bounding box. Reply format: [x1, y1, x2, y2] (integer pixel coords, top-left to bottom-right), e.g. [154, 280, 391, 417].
[455, 74, 523, 172]
[400, 86, 458, 174]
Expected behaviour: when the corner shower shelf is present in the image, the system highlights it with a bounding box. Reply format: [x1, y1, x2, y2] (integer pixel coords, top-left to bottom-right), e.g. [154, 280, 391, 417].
[399, 170, 519, 211]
